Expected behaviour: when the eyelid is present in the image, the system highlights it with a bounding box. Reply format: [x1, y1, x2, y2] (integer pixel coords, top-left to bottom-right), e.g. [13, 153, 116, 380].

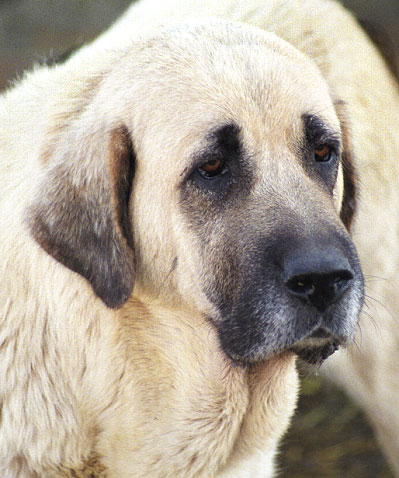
[315, 139, 341, 157]
[315, 145, 330, 156]
[314, 144, 337, 163]
[199, 158, 224, 172]
[315, 142, 339, 153]
[303, 113, 341, 152]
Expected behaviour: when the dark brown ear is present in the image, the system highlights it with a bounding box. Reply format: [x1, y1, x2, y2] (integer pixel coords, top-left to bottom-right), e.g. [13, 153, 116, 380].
[28, 125, 135, 309]
[334, 99, 358, 231]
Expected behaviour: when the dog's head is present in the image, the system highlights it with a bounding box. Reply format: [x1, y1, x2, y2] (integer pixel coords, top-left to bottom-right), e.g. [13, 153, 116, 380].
[28, 20, 364, 365]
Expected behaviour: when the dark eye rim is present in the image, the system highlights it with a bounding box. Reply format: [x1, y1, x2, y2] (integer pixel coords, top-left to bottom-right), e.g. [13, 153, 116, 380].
[314, 144, 337, 163]
[197, 158, 228, 179]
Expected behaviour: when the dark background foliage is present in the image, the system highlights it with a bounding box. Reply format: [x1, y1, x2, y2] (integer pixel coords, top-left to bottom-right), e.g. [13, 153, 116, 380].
[1, 1, 397, 476]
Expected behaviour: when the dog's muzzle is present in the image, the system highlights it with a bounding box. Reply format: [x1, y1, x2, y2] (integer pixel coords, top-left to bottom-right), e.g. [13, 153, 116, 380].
[213, 231, 364, 367]
[282, 243, 359, 365]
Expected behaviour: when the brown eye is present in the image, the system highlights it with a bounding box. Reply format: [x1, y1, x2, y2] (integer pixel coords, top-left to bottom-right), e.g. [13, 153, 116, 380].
[314, 145, 332, 162]
[198, 158, 226, 178]
[201, 158, 222, 172]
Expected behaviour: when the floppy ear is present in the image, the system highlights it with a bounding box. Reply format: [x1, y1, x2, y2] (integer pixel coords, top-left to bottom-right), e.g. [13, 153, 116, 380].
[334, 100, 358, 231]
[28, 124, 135, 309]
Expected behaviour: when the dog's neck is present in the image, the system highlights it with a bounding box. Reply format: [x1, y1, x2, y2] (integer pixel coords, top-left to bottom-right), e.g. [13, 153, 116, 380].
[89, 298, 299, 477]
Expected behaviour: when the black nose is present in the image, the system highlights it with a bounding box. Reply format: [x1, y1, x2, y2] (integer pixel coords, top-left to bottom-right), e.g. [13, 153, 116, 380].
[282, 245, 354, 312]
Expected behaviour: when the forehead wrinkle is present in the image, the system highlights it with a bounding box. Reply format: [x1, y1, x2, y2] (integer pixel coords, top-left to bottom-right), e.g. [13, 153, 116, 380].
[128, 23, 340, 179]
[302, 113, 342, 148]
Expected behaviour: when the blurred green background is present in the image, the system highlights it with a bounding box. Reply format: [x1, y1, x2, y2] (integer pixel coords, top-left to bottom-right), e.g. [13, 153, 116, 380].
[280, 366, 393, 477]
[1, 1, 397, 476]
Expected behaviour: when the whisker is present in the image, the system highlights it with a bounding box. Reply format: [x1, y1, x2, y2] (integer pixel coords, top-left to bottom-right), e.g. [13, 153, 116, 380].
[363, 292, 396, 323]
[363, 274, 390, 283]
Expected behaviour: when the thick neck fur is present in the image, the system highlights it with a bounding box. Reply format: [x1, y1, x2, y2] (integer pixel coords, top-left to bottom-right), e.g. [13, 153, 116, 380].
[94, 299, 299, 478]
[0, 234, 297, 478]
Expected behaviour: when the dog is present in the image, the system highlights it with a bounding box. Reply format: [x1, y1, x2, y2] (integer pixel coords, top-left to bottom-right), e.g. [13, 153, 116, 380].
[0, 0, 397, 476]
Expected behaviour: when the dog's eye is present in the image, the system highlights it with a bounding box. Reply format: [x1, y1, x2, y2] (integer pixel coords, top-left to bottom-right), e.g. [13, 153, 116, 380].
[314, 145, 333, 162]
[198, 158, 227, 179]
[312, 144, 339, 191]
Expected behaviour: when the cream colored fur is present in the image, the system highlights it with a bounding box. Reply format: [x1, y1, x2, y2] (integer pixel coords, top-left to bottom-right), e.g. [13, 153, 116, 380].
[1, 0, 398, 476]
[109, 1, 399, 471]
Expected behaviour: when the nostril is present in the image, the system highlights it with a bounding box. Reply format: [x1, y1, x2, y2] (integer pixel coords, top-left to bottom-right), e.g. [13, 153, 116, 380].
[331, 270, 354, 295]
[285, 276, 315, 297]
[282, 247, 354, 312]
[285, 271, 353, 311]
